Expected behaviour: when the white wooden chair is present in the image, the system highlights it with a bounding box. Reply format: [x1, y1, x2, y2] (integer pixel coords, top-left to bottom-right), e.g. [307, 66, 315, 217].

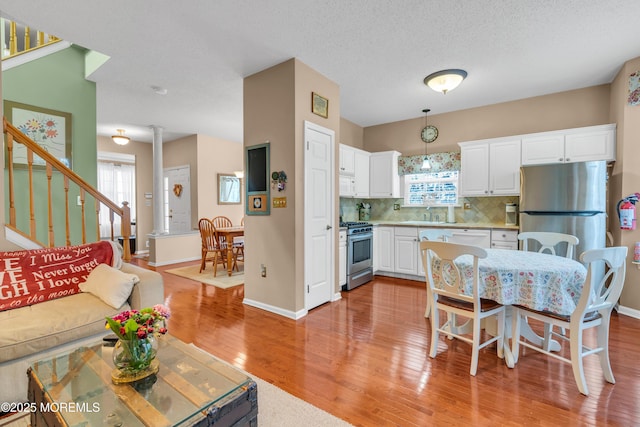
[511, 246, 628, 395]
[518, 231, 580, 337]
[419, 229, 452, 318]
[517, 231, 579, 259]
[420, 241, 505, 376]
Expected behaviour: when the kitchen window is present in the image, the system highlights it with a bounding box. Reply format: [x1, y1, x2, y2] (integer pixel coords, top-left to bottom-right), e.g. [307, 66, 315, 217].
[403, 171, 459, 207]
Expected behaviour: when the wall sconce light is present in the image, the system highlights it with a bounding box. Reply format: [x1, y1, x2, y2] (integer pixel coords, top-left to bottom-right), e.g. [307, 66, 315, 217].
[112, 129, 130, 145]
[424, 69, 467, 94]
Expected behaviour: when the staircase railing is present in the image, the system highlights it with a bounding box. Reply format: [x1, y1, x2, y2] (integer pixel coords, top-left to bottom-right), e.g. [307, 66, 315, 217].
[3, 117, 132, 261]
[3, 19, 60, 59]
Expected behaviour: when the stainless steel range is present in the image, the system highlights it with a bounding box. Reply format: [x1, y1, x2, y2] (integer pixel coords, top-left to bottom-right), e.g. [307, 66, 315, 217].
[340, 221, 373, 291]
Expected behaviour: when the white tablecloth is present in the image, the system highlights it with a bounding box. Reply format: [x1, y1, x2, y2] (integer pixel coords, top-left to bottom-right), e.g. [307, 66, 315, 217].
[433, 249, 587, 316]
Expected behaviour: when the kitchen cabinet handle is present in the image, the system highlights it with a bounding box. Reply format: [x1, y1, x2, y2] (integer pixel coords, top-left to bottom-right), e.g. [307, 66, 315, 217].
[558, 158, 563, 161]
[565, 158, 570, 162]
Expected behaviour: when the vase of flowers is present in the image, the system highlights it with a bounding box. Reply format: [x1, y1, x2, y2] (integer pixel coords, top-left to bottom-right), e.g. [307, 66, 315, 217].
[106, 304, 170, 383]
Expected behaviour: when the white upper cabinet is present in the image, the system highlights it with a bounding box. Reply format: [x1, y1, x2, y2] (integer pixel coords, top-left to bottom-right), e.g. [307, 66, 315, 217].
[521, 124, 616, 165]
[339, 144, 356, 175]
[339, 144, 370, 197]
[353, 149, 370, 198]
[369, 151, 401, 198]
[459, 138, 521, 197]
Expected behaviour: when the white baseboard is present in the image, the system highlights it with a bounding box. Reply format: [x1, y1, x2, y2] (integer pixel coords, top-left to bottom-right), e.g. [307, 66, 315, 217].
[243, 298, 308, 320]
[617, 305, 640, 319]
[332, 292, 342, 302]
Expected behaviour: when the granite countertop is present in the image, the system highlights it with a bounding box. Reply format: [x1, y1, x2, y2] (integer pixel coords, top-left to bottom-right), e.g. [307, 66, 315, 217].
[369, 220, 519, 231]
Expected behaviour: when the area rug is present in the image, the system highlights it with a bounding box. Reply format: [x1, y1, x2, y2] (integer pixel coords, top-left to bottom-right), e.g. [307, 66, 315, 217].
[165, 264, 244, 289]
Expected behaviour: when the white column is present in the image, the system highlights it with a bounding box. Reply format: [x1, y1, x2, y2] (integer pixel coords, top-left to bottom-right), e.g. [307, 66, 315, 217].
[150, 125, 165, 235]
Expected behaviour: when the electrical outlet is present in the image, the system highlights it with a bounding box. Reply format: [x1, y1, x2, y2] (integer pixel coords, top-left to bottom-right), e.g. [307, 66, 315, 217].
[261, 264, 267, 278]
[76, 195, 82, 206]
[393, 203, 400, 210]
[464, 202, 471, 210]
[145, 240, 150, 248]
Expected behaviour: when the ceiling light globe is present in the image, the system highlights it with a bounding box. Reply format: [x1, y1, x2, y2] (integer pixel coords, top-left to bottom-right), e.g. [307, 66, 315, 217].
[424, 69, 467, 94]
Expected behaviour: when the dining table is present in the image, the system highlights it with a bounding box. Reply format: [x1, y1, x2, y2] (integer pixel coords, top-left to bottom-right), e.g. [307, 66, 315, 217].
[215, 226, 244, 277]
[432, 248, 588, 367]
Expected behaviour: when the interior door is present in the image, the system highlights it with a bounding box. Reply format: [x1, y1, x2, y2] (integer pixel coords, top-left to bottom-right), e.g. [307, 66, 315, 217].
[304, 121, 335, 310]
[164, 166, 191, 234]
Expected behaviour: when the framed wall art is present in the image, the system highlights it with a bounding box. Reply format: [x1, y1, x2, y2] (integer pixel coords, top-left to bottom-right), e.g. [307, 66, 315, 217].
[311, 92, 328, 118]
[245, 142, 270, 215]
[218, 173, 242, 205]
[4, 100, 72, 168]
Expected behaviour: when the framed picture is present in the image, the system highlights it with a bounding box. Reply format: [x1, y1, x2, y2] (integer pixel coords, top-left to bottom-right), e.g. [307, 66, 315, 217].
[312, 92, 328, 118]
[245, 142, 270, 215]
[218, 173, 242, 205]
[4, 100, 72, 168]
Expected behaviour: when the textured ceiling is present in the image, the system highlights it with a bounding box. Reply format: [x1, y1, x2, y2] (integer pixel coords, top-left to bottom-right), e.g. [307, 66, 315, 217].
[1, 1, 639, 143]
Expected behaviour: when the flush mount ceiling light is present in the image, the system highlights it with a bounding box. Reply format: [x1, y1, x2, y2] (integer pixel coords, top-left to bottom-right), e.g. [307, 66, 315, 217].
[424, 69, 467, 94]
[111, 129, 130, 145]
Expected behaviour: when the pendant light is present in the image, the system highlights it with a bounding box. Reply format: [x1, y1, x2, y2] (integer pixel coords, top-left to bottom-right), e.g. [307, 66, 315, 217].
[422, 109, 431, 170]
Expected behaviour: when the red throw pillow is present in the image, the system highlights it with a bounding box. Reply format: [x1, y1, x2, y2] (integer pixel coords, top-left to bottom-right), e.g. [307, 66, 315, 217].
[0, 241, 116, 312]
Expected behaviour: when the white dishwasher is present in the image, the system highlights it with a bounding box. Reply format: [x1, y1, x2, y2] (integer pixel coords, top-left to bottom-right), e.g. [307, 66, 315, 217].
[447, 229, 491, 248]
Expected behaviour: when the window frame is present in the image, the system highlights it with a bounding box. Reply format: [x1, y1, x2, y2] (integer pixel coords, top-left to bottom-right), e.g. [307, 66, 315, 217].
[401, 170, 460, 207]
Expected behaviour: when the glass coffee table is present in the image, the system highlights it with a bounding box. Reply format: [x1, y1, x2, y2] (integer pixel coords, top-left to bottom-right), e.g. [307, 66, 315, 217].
[27, 335, 257, 426]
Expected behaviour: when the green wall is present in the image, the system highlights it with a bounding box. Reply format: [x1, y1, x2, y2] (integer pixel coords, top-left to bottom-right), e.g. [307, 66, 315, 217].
[3, 45, 98, 245]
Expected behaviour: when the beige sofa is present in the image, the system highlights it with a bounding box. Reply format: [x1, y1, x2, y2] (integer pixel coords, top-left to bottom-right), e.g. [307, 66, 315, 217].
[0, 262, 164, 404]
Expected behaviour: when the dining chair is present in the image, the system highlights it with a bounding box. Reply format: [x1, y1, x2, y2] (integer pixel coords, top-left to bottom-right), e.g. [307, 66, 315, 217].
[198, 218, 226, 274]
[517, 231, 580, 259]
[419, 229, 452, 319]
[211, 218, 240, 273]
[511, 246, 628, 395]
[518, 231, 580, 337]
[420, 241, 505, 376]
[212, 216, 245, 264]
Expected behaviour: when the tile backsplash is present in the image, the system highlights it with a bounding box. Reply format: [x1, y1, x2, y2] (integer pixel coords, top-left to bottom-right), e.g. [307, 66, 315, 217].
[340, 196, 520, 225]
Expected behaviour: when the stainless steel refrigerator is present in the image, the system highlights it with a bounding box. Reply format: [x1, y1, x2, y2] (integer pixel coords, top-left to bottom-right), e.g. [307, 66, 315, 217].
[519, 161, 607, 263]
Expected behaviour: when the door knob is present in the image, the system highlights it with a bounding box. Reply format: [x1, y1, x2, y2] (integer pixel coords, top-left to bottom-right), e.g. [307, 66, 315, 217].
[326, 225, 332, 230]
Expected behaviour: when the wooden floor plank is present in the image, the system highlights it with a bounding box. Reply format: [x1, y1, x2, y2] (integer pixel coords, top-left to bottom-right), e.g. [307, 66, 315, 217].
[136, 258, 640, 427]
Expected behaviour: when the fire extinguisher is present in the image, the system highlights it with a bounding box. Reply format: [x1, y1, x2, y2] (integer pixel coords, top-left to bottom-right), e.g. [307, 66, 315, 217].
[617, 193, 640, 230]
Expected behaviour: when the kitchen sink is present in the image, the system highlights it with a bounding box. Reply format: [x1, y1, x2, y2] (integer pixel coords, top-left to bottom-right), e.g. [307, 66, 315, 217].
[398, 220, 447, 225]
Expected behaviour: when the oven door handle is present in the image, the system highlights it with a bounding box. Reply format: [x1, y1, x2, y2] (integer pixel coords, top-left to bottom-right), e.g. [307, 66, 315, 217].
[348, 233, 373, 243]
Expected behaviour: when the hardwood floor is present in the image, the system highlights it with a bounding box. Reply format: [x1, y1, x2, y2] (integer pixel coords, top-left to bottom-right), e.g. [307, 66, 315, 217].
[140, 258, 640, 426]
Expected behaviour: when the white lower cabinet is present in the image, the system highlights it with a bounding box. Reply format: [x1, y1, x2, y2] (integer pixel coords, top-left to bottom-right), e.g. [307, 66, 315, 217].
[376, 226, 394, 272]
[448, 229, 491, 248]
[491, 229, 519, 250]
[394, 227, 419, 275]
[339, 230, 347, 286]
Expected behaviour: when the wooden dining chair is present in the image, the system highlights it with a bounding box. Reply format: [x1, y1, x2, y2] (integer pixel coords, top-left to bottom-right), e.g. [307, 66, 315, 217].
[211, 219, 240, 273]
[511, 246, 628, 395]
[420, 241, 505, 376]
[212, 216, 244, 264]
[518, 231, 580, 259]
[419, 229, 452, 318]
[198, 218, 226, 274]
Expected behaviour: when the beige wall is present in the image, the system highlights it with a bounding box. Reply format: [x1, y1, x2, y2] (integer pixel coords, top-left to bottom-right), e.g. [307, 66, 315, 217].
[243, 58, 340, 316]
[340, 117, 364, 149]
[196, 134, 244, 224]
[609, 57, 640, 311]
[97, 136, 154, 250]
[364, 85, 611, 156]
